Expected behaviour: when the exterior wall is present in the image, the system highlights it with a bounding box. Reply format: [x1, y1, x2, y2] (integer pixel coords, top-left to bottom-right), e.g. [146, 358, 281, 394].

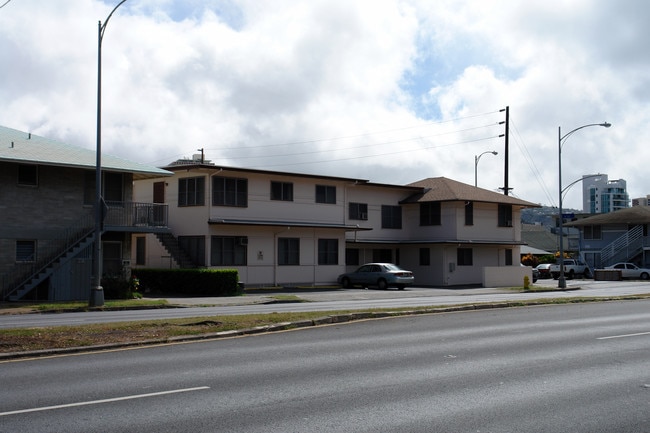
[484, 265, 530, 287]
[0, 162, 93, 278]
[133, 167, 530, 288]
[1, 160, 138, 300]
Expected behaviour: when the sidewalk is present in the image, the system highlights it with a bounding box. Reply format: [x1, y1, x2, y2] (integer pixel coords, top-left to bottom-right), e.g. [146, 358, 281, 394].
[150, 280, 560, 307]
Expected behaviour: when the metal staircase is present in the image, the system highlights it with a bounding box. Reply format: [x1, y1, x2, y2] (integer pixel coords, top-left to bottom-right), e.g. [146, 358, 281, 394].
[154, 232, 196, 268]
[599, 225, 644, 267]
[3, 217, 96, 301]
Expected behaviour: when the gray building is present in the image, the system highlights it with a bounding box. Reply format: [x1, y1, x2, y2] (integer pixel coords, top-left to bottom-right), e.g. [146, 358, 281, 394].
[0, 126, 171, 301]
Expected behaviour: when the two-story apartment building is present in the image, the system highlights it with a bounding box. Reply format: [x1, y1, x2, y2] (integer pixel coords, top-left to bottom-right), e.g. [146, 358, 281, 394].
[566, 205, 650, 269]
[0, 126, 172, 301]
[132, 156, 538, 287]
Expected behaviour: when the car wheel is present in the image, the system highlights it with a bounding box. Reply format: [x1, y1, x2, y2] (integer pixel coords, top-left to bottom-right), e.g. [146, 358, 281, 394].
[568, 270, 575, 279]
[341, 277, 351, 288]
[641, 272, 649, 280]
[583, 268, 591, 278]
[377, 279, 388, 290]
[397, 285, 405, 290]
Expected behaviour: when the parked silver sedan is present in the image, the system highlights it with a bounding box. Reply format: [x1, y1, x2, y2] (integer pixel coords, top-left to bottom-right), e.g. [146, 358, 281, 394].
[338, 263, 415, 290]
[605, 262, 650, 279]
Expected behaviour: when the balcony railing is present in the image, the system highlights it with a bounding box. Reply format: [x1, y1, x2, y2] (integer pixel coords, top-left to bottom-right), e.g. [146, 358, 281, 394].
[104, 201, 169, 229]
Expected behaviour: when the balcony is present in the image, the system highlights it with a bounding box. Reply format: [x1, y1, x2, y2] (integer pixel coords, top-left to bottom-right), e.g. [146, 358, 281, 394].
[104, 201, 169, 232]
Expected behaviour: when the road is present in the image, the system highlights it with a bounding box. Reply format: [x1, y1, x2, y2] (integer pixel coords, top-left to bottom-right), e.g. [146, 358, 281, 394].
[1, 300, 649, 432]
[1, 279, 650, 329]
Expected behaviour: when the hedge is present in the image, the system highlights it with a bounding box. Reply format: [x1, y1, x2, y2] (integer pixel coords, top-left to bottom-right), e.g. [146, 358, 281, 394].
[132, 268, 242, 297]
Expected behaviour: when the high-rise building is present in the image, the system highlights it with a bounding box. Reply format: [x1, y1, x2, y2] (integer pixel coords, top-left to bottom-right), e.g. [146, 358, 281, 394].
[582, 174, 629, 214]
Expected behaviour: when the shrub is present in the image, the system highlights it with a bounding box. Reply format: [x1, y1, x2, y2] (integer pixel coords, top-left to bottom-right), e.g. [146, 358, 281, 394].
[133, 268, 242, 297]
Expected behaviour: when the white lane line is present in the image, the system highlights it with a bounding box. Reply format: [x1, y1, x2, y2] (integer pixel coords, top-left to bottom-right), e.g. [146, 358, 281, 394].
[0, 386, 210, 416]
[597, 331, 650, 340]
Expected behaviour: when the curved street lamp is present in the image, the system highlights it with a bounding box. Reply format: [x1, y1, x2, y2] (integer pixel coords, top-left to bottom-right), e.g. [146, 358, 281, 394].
[475, 150, 498, 187]
[91, 0, 129, 307]
[557, 122, 611, 289]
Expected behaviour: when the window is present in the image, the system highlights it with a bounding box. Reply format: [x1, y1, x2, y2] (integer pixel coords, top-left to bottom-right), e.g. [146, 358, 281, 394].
[381, 205, 402, 229]
[420, 202, 441, 226]
[318, 239, 338, 265]
[349, 202, 368, 220]
[16, 240, 36, 262]
[498, 204, 513, 227]
[278, 238, 300, 265]
[179, 177, 205, 207]
[178, 236, 206, 266]
[213, 176, 248, 207]
[457, 248, 473, 266]
[18, 164, 38, 186]
[104, 172, 124, 202]
[372, 249, 392, 263]
[316, 185, 336, 204]
[271, 181, 293, 201]
[211, 236, 247, 266]
[465, 201, 474, 226]
[135, 237, 146, 265]
[583, 225, 602, 240]
[419, 248, 430, 266]
[345, 248, 360, 266]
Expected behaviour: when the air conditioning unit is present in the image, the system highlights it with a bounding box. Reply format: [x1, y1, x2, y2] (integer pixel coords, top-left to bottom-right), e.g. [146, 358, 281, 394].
[239, 237, 248, 246]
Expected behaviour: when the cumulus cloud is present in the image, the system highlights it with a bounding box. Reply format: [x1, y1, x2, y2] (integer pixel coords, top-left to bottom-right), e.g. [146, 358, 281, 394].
[1, 0, 648, 209]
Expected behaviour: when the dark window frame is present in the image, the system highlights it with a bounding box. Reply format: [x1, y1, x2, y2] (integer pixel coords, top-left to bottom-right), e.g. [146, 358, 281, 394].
[135, 236, 146, 265]
[178, 235, 206, 266]
[212, 176, 248, 207]
[457, 248, 473, 266]
[315, 185, 336, 204]
[271, 181, 293, 201]
[465, 201, 474, 226]
[16, 240, 36, 262]
[17, 164, 38, 186]
[178, 176, 206, 207]
[210, 236, 247, 266]
[583, 225, 602, 240]
[419, 247, 431, 266]
[318, 238, 338, 265]
[345, 248, 360, 266]
[382, 205, 402, 229]
[498, 204, 513, 227]
[278, 237, 300, 265]
[349, 202, 368, 220]
[420, 202, 441, 226]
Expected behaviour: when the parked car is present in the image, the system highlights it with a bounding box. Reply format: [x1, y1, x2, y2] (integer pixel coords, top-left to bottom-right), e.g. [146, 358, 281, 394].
[604, 262, 650, 280]
[338, 263, 414, 290]
[535, 263, 552, 279]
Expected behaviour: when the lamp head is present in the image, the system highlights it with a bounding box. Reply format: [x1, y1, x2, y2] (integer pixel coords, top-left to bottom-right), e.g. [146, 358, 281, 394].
[491, 151, 498, 155]
[601, 122, 612, 128]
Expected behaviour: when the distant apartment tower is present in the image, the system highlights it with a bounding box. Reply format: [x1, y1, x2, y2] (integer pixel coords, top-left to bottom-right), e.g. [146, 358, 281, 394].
[582, 174, 629, 213]
[632, 195, 650, 207]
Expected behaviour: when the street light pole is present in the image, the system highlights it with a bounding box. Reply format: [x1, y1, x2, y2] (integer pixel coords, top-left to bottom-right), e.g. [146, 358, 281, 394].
[90, 0, 128, 307]
[557, 122, 611, 289]
[474, 150, 498, 187]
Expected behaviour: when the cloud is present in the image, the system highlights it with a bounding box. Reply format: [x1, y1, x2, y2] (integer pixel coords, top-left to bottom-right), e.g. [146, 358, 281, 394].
[1, 0, 648, 209]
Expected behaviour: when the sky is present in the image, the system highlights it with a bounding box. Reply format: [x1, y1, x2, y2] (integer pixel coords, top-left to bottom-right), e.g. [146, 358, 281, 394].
[1, 0, 647, 210]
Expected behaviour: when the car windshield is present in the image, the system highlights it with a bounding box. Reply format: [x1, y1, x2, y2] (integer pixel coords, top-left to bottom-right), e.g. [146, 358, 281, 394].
[382, 264, 403, 271]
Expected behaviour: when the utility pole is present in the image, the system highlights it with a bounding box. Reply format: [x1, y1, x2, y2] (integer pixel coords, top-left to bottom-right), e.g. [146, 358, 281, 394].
[499, 106, 511, 195]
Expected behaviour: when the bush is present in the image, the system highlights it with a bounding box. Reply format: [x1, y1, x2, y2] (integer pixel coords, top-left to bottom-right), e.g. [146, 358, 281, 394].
[102, 275, 143, 300]
[133, 268, 242, 297]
